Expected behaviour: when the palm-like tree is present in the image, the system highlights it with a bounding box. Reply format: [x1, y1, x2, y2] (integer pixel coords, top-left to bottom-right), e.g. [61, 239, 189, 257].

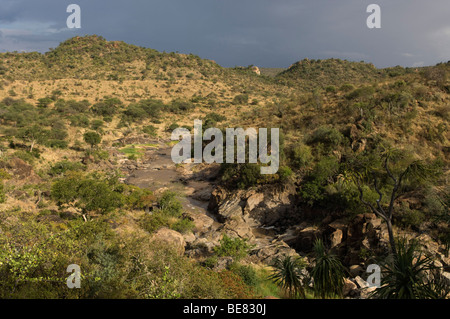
[269, 254, 307, 298]
[372, 239, 449, 299]
[310, 239, 345, 299]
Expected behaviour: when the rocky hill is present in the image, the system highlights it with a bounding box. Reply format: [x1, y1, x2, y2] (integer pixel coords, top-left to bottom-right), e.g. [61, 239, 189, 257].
[0, 35, 448, 299]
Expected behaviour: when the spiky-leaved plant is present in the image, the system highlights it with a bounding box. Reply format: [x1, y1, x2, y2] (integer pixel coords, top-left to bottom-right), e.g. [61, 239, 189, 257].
[269, 254, 307, 299]
[310, 239, 345, 299]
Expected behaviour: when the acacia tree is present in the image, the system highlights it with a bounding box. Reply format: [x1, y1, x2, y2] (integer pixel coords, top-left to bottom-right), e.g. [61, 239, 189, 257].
[83, 131, 101, 148]
[352, 150, 429, 258]
[18, 125, 48, 152]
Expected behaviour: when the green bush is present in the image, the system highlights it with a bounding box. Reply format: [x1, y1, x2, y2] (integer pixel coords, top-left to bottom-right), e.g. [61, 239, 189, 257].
[91, 98, 123, 116]
[51, 172, 124, 217]
[278, 166, 293, 181]
[232, 94, 249, 105]
[142, 125, 158, 137]
[290, 143, 313, 169]
[158, 190, 183, 217]
[49, 160, 86, 176]
[36, 97, 53, 108]
[171, 218, 194, 234]
[306, 126, 344, 150]
[213, 234, 251, 261]
[83, 131, 102, 148]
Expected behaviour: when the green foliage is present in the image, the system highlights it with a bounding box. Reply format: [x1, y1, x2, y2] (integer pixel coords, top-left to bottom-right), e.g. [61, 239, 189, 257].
[0, 181, 5, 203]
[311, 239, 345, 298]
[306, 126, 344, 151]
[167, 123, 180, 132]
[123, 99, 163, 123]
[142, 125, 158, 137]
[91, 98, 123, 116]
[372, 239, 449, 299]
[171, 218, 195, 234]
[123, 185, 155, 210]
[232, 94, 249, 105]
[49, 160, 86, 176]
[51, 172, 124, 216]
[220, 163, 262, 189]
[83, 131, 102, 148]
[168, 99, 193, 113]
[158, 190, 183, 217]
[230, 264, 260, 287]
[55, 99, 90, 114]
[277, 166, 293, 182]
[290, 143, 313, 169]
[269, 255, 307, 298]
[213, 234, 251, 261]
[36, 97, 53, 108]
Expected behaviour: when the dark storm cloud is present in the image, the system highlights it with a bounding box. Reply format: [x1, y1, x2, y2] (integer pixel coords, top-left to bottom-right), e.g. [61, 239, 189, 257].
[0, 0, 449, 67]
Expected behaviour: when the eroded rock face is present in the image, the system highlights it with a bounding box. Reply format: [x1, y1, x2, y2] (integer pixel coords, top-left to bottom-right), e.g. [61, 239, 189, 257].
[151, 228, 186, 255]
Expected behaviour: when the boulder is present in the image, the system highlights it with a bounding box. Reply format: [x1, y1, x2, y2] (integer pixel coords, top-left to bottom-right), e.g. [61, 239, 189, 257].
[216, 197, 243, 221]
[251, 66, 261, 75]
[221, 216, 255, 240]
[330, 229, 343, 248]
[343, 278, 359, 297]
[151, 228, 186, 255]
[191, 187, 213, 202]
[208, 186, 228, 211]
[184, 212, 214, 234]
[354, 276, 369, 289]
[244, 193, 264, 213]
[294, 226, 322, 253]
[254, 241, 300, 264]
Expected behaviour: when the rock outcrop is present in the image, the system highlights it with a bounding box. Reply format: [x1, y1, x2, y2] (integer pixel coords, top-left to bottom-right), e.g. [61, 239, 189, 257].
[151, 228, 186, 255]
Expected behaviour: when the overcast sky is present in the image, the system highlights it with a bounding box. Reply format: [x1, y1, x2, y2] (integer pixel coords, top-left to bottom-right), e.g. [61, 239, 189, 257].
[0, 0, 449, 68]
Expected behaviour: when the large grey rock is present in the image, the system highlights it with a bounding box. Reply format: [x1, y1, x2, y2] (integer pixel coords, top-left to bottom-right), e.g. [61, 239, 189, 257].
[244, 193, 264, 213]
[217, 197, 243, 221]
[221, 216, 255, 240]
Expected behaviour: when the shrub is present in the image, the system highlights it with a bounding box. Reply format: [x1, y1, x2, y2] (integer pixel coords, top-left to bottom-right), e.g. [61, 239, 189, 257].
[213, 234, 251, 261]
[142, 125, 157, 137]
[91, 98, 123, 116]
[311, 239, 345, 298]
[0, 182, 5, 203]
[49, 160, 85, 176]
[37, 97, 53, 108]
[171, 218, 195, 234]
[51, 173, 124, 217]
[269, 255, 307, 298]
[167, 123, 179, 132]
[278, 166, 293, 182]
[83, 131, 102, 148]
[232, 94, 249, 105]
[158, 190, 183, 217]
[373, 239, 448, 299]
[290, 143, 313, 169]
[91, 119, 104, 131]
[306, 126, 344, 150]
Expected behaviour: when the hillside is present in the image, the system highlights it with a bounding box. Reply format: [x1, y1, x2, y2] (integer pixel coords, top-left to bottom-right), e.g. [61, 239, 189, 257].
[0, 35, 449, 299]
[276, 58, 389, 90]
